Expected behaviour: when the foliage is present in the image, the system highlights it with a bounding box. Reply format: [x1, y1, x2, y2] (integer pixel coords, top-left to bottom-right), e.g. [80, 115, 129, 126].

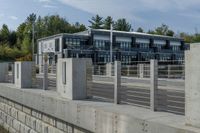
[103, 16, 113, 30]
[0, 13, 200, 62]
[114, 18, 132, 31]
[0, 13, 87, 61]
[89, 14, 104, 29]
[148, 24, 174, 37]
[16, 53, 32, 61]
[137, 27, 144, 33]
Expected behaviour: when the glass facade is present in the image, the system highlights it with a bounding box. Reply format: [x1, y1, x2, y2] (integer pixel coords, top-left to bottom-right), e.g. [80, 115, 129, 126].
[172, 45, 180, 51]
[94, 40, 109, 49]
[38, 30, 186, 65]
[138, 43, 149, 49]
[117, 41, 131, 50]
[65, 38, 81, 48]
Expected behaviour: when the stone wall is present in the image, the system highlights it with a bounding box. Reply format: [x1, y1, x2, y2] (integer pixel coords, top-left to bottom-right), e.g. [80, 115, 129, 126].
[0, 96, 91, 133]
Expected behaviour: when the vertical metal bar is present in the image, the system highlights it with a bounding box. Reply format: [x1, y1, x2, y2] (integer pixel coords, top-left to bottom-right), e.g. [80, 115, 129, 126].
[110, 23, 113, 63]
[150, 60, 158, 111]
[43, 61, 48, 90]
[12, 63, 15, 83]
[114, 61, 121, 104]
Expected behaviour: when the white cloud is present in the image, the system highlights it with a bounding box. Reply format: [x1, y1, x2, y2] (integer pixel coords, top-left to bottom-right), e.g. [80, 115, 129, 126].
[0, 13, 5, 19]
[9, 16, 18, 20]
[58, 0, 200, 21]
[39, 0, 51, 3]
[43, 4, 57, 8]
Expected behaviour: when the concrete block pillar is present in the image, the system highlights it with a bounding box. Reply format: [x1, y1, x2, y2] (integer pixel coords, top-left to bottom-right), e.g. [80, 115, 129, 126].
[14, 62, 34, 88]
[106, 63, 112, 76]
[86, 59, 93, 98]
[150, 60, 158, 111]
[57, 58, 91, 100]
[114, 61, 121, 104]
[0, 63, 8, 82]
[185, 44, 200, 127]
[139, 64, 144, 78]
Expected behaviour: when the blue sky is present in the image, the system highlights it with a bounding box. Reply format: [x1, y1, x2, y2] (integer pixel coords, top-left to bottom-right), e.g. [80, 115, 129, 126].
[0, 0, 200, 33]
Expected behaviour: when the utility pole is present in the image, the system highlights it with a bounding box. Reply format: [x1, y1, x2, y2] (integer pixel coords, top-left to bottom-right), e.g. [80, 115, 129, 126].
[110, 23, 113, 63]
[32, 23, 35, 62]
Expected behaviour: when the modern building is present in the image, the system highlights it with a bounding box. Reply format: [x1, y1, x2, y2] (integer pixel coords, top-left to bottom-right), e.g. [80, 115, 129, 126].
[36, 29, 188, 66]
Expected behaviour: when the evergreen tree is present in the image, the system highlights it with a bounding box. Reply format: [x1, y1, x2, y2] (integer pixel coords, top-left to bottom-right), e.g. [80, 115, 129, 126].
[89, 15, 103, 29]
[114, 18, 131, 31]
[103, 16, 113, 30]
[137, 27, 144, 33]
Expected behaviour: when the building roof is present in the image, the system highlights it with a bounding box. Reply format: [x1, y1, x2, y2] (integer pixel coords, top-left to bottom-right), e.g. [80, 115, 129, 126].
[37, 33, 89, 42]
[74, 29, 183, 41]
[38, 29, 184, 42]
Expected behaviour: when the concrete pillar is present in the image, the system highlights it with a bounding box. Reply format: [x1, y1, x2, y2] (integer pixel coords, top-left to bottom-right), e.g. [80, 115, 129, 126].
[106, 63, 112, 76]
[114, 61, 121, 104]
[185, 44, 200, 127]
[57, 58, 91, 100]
[0, 63, 8, 82]
[150, 60, 158, 111]
[139, 64, 144, 78]
[86, 59, 93, 98]
[14, 62, 34, 88]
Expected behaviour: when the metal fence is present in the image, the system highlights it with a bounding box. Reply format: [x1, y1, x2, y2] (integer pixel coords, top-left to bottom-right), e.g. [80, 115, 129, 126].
[87, 60, 185, 115]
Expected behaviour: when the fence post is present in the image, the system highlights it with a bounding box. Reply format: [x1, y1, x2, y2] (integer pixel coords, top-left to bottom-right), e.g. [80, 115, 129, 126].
[12, 63, 15, 83]
[106, 63, 112, 76]
[139, 64, 144, 78]
[43, 54, 48, 90]
[114, 61, 121, 104]
[168, 64, 171, 79]
[150, 60, 158, 111]
[56, 58, 91, 100]
[14, 61, 34, 88]
[0, 63, 8, 82]
[127, 66, 130, 76]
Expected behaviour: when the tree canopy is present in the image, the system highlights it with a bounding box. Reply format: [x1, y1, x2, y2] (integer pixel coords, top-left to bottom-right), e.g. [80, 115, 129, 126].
[0, 13, 87, 61]
[0, 13, 199, 61]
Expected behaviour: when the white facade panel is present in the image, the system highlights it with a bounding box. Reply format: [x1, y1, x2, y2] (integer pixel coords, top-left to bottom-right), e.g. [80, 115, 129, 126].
[154, 40, 166, 45]
[136, 38, 150, 44]
[42, 39, 55, 53]
[93, 35, 110, 41]
[116, 37, 131, 42]
[170, 41, 181, 46]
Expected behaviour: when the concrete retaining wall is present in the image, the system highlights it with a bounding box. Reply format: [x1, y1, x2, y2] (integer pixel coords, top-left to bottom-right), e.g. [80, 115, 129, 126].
[0, 83, 199, 133]
[0, 96, 91, 133]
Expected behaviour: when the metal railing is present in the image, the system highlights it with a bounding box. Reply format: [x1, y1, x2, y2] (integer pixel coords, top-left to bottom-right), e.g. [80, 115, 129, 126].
[87, 60, 185, 115]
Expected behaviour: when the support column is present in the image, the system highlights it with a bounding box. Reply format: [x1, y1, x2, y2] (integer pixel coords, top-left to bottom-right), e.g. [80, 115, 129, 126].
[185, 44, 200, 127]
[43, 62, 48, 90]
[57, 58, 92, 100]
[11, 63, 15, 83]
[39, 54, 43, 74]
[86, 59, 93, 98]
[114, 61, 121, 104]
[150, 60, 158, 111]
[0, 63, 8, 82]
[139, 64, 144, 78]
[14, 61, 34, 88]
[168, 65, 171, 79]
[106, 63, 113, 76]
